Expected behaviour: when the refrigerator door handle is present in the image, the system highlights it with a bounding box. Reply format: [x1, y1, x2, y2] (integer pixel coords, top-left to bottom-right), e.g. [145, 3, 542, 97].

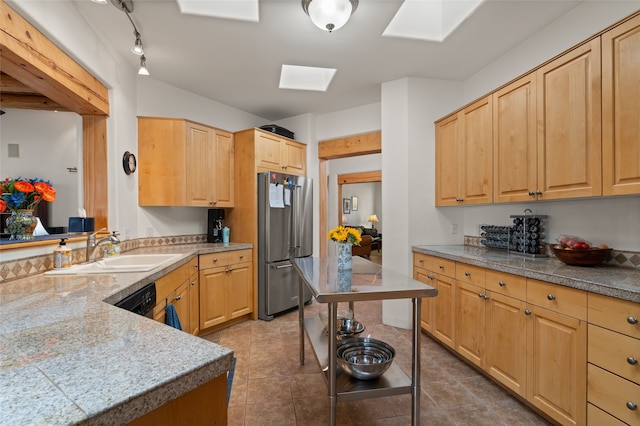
[290, 185, 301, 257]
[273, 264, 293, 270]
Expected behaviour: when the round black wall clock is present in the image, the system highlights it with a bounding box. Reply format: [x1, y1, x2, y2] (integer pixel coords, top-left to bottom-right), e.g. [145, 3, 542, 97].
[123, 151, 137, 175]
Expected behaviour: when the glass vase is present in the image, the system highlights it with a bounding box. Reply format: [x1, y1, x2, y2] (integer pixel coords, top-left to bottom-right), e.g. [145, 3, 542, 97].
[6, 210, 38, 241]
[336, 242, 353, 270]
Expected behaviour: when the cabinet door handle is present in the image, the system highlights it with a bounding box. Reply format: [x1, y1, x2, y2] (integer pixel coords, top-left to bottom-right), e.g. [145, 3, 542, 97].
[239, 254, 244, 259]
[190, 281, 196, 286]
[428, 275, 434, 280]
[528, 191, 535, 196]
[524, 309, 532, 315]
[419, 259, 424, 264]
[226, 268, 232, 273]
[628, 316, 638, 325]
[478, 293, 484, 299]
[465, 271, 471, 277]
[535, 190, 543, 195]
[174, 295, 182, 301]
[499, 281, 506, 287]
[627, 402, 637, 411]
[439, 264, 445, 270]
[627, 356, 638, 365]
[547, 294, 555, 301]
[212, 258, 218, 263]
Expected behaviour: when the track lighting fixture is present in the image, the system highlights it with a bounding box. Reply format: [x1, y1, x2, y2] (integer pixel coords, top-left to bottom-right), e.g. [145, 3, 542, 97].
[131, 31, 144, 55]
[138, 55, 149, 76]
[95, 0, 149, 75]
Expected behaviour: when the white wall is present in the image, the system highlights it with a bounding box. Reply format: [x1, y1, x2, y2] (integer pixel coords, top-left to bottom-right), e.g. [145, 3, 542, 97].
[0, 109, 79, 227]
[342, 182, 382, 232]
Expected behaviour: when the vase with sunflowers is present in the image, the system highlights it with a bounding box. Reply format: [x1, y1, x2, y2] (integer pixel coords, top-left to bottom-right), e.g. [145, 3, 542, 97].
[1, 177, 56, 240]
[327, 225, 361, 270]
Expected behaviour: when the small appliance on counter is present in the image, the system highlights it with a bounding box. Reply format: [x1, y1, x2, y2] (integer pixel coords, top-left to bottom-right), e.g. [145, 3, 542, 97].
[207, 208, 225, 243]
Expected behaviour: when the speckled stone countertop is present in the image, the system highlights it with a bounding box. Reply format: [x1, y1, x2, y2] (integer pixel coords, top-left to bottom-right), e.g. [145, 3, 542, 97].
[0, 242, 252, 425]
[412, 245, 640, 303]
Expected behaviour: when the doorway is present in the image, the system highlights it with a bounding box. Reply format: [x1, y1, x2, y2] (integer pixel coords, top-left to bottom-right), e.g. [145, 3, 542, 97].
[317, 131, 382, 257]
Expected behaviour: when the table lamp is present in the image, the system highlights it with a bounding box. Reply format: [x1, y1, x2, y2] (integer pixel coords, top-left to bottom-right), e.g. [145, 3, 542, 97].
[368, 214, 379, 232]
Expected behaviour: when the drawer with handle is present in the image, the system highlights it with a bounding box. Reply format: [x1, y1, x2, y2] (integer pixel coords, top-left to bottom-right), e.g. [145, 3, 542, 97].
[485, 269, 526, 300]
[588, 324, 639, 385]
[588, 364, 640, 426]
[199, 249, 252, 269]
[588, 292, 640, 339]
[527, 279, 587, 320]
[455, 263, 486, 287]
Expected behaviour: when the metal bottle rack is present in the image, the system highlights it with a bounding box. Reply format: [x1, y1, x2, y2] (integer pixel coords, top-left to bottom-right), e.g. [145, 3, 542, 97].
[508, 209, 548, 257]
[480, 209, 548, 258]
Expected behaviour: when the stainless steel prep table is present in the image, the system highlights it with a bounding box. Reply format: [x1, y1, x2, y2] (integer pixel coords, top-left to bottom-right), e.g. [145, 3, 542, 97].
[293, 256, 438, 426]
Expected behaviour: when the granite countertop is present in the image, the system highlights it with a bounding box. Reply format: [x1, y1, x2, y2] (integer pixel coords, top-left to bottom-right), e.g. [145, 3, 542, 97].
[412, 245, 640, 303]
[0, 242, 252, 425]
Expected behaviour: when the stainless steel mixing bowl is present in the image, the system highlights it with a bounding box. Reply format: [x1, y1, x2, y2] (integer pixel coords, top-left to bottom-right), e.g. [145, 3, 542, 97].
[336, 337, 395, 380]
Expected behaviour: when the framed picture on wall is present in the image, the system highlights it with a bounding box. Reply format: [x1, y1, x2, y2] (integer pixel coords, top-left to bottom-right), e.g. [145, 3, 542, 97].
[342, 198, 351, 214]
[351, 196, 358, 211]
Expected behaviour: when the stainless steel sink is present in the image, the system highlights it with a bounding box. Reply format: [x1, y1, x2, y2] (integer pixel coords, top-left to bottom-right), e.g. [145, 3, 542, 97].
[44, 254, 182, 275]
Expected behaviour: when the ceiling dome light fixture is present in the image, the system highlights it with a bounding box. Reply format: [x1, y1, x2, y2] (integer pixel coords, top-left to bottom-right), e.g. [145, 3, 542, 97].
[301, 0, 358, 32]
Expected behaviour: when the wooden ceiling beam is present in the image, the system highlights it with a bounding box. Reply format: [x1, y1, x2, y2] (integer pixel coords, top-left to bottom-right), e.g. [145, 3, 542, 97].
[318, 130, 381, 160]
[0, 0, 109, 115]
[1, 93, 68, 111]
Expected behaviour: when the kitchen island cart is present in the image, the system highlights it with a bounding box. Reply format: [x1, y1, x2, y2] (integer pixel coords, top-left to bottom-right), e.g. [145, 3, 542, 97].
[293, 256, 438, 426]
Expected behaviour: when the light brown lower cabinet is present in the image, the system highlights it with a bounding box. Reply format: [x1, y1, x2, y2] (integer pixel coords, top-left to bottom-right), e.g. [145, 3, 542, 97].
[127, 373, 227, 426]
[153, 257, 199, 334]
[199, 249, 253, 331]
[526, 304, 586, 426]
[413, 256, 590, 426]
[587, 293, 640, 425]
[485, 290, 527, 397]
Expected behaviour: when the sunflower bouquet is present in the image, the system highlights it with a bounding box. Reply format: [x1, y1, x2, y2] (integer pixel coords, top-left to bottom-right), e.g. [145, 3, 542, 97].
[327, 225, 362, 246]
[0, 177, 56, 213]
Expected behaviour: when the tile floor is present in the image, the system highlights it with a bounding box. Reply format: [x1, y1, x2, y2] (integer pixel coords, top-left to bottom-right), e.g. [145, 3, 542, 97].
[202, 300, 551, 425]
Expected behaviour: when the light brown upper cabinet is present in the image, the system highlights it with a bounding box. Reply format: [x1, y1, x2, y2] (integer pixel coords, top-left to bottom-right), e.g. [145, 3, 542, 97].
[602, 14, 640, 196]
[535, 38, 602, 200]
[138, 117, 234, 207]
[436, 96, 493, 206]
[254, 129, 307, 176]
[493, 74, 538, 203]
[494, 39, 602, 202]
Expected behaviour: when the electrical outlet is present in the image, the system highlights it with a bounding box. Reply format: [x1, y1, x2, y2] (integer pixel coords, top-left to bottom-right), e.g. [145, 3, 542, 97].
[146, 226, 154, 237]
[452, 224, 458, 235]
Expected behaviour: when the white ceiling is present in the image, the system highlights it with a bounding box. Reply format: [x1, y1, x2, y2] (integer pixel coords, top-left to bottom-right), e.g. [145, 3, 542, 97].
[70, 0, 584, 121]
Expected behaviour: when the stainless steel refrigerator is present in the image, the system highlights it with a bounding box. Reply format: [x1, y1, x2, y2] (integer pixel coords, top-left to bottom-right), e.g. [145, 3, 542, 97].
[258, 171, 313, 320]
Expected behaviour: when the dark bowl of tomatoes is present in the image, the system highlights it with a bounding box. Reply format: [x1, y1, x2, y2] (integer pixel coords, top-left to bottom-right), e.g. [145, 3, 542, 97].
[549, 244, 613, 266]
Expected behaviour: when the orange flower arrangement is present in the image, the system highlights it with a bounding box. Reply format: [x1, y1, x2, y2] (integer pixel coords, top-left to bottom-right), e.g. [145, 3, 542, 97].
[0, 177, 56, 213]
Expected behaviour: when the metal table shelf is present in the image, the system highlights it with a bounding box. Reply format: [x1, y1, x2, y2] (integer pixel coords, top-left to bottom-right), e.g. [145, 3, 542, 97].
[293, 256, 438, 426]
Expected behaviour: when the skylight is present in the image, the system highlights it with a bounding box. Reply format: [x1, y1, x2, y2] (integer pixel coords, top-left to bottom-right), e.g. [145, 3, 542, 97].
[383, 0, 485, 42]
[279, 65, 337, 92]
[176, 0, 260, 22]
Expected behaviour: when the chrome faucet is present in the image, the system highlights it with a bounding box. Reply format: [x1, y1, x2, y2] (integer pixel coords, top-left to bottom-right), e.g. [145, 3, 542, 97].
[86, 228, 120, 262]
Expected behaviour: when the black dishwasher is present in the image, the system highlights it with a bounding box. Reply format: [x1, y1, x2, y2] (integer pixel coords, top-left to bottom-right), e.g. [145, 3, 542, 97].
[114, 282, 156, 318]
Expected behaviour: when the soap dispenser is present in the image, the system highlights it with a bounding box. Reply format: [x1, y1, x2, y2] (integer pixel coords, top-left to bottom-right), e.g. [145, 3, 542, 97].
[53, 238, 72, 269]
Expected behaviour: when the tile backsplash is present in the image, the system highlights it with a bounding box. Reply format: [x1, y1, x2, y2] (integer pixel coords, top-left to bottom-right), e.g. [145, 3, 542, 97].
[0, 235, 207, 283]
